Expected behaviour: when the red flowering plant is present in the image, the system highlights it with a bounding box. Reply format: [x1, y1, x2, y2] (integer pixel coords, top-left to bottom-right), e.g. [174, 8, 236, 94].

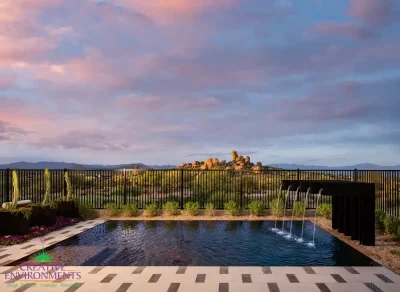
[0, 216, 80, 246]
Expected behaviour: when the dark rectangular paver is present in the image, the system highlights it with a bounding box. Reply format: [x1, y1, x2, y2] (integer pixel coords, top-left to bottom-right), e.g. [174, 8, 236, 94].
[262, 267, 272, 274]
[176, 266, 186, 274]
[375, 274, 394, 283]
[60, 230, 70, 234]
[13, 283, 36, 292]
[148, 274, 161, 283]
[45, 237, 55, 241]
[100, 274, 117, 283]
[195, 274, 206, 283]
[0, 260, 13, 266]
[64, 283, 84, 292]
[20, 244, 35, 250]
[26, 249, 40, 254]
[267, 283, 280, 292]
[167, 283, 180, 292]
[242, 274, 252, 283]
[303, 267, 316, 274]
[116, 283, 132, 292]
[219, 283, 229, 292]
[331, 274, 346, 283]
[286, 274, 299, 283]
[220, 267, 228, 274]
[345, 267, 359, 274]
[89, 266, 104, 274]
[316, 283, 331, 292]
[0, 254, 11, 260]
[132, 266, 145, 274]
[365, 283, 384, 292]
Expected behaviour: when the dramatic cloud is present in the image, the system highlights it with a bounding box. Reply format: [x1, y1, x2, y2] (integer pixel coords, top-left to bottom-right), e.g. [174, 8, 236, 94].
[0, 0, 399, 166]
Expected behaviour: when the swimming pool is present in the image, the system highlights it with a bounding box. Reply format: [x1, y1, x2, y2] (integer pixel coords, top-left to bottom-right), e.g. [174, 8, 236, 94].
[18, 220, 378, 266]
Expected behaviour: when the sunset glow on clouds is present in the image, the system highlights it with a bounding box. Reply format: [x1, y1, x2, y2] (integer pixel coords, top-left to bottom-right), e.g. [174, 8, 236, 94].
[1, 0, 400, 166]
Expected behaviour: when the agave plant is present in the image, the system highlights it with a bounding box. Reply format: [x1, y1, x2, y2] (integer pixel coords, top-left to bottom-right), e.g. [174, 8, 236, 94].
[42, 169, 51, 205]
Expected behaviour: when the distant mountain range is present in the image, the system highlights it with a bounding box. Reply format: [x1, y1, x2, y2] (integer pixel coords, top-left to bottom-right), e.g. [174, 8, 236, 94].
[269, 163, 400, 170]
[0, 161, 398, 170]
[0, 161, 175, 170]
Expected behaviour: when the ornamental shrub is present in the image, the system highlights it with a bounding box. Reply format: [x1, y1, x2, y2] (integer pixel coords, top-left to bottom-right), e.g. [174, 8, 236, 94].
[79, 203, 98, 220]
[293, 201, 305, 217]
[224, 200, 240, 216]
[184, 202, 200, 216]
[105, 203, 120, 217]
[205, 202, 215, 216]
[384, 216, 400, 234]
[144, 203, 158, 217]
[162, 201, 180, 216]
[249, 200, 264, 216]
[375, 210, 386, 230]
[122, 204, 138, 217]
[269, 198, 284, 217]
[316, 204, 332, 219]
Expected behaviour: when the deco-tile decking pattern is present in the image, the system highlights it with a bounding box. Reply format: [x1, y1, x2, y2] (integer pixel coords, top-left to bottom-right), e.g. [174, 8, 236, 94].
[0, 219, 106, 266]
[1, 266, 399, 292]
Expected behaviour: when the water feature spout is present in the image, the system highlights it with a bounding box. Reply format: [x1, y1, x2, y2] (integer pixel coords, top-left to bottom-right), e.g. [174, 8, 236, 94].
[286, 186, 301, 239]
[296, 187, 311, 243]
[278, 185, 292, 235]
[270, 185, 283, 232]
[309, 188, 323, 247]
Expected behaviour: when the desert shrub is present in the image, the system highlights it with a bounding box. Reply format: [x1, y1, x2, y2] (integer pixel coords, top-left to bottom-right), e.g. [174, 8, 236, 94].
[144, 203, 158, 217]
[384, 216, 400, 234]
[316, 204, 332, 219]
[79, 203, 98, 220]
[162, 201, 180, 216]
[184, 202, 199, 216]
[293, 201, 305, 217]
[105, 203, 120, 217]
[375, 210, 386, 230]
[122, 204, 138, 217]
[269, 198, 284, 217]
[390, 249, 400, 256]
[205, 202, 215, 216]
[224, 200, 240, 216]
[248, 200, 264, 216]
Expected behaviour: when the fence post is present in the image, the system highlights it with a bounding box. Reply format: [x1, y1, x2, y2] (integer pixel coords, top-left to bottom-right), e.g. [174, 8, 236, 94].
[353, 169, 358, 182]
[297, 168, 300, 180]
[6, 168, 10, 202]
[63, 169, 67, 198]
[180, 169, 184, 209]
[240, 171, 243, 209]
[123, 169, 127, 205]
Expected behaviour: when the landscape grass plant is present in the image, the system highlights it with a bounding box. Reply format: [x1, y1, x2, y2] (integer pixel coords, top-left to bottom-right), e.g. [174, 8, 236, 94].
[269, 198, 284, 217]
[122, 204, 138, 217]
[375, 209, 386, 230]
[248, 200, 263, 216]
[105, 203, 120, 217]
[316, 203, 332, 219]
[78, 203, 98, 220]
[163, 201, 180, 216]
[293, 201, 305, 217]
[384, 216, 400, 234]
[224, 200, 240, 216]
[205, 202, 215, 216]
[184, 202, 199, 216]
[144, 203, 158, 217]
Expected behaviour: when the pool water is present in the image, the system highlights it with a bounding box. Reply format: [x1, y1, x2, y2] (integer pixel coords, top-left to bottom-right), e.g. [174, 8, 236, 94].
[21, 221, 378, 266]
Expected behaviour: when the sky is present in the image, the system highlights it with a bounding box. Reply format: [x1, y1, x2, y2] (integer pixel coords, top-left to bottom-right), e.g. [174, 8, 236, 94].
[0, 0, 400, 166]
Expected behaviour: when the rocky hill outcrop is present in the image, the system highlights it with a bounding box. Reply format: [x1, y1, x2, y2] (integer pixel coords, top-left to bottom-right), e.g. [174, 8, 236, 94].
[177, 150, 263, 173]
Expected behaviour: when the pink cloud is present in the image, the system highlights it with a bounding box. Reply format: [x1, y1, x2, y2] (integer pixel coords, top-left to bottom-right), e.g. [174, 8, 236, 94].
[348, 0, 396, 25]
[311, 22, 377, 39]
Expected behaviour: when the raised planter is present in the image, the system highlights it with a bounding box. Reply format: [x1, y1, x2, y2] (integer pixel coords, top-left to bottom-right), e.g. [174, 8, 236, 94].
[56, 201, 80, 218]
[0, 211, 30, 235]
[30, 206, 57, 227]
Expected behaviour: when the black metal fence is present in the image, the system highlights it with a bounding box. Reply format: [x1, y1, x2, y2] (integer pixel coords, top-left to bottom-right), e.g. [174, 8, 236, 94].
[0, 169, 399, 217]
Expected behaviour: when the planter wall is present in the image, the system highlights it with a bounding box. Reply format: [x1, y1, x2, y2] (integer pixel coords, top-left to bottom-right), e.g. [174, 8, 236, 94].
[0, 212, 30, 235]
[56, 201, 79, 218]
[30, 206, 57, 227]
